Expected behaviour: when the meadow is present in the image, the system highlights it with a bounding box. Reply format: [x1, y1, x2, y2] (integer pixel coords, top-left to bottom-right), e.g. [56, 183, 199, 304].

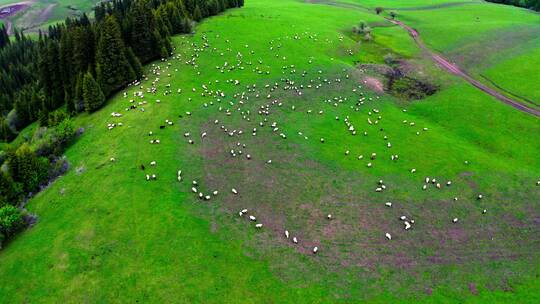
[0, 0, 538, 302]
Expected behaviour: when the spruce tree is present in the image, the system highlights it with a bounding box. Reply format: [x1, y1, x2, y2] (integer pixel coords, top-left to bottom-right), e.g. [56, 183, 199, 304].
[83, 72, 105, 112]
[96, 15, 135, 96]
[193, 5, 203, 21]
[126, 47, 144, 79]
[0, 24, 10, 49]
[130, 0, 160, 63]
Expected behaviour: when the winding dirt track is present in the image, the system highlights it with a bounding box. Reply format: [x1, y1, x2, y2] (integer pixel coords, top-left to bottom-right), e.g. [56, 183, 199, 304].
[388, 19, 540, 117]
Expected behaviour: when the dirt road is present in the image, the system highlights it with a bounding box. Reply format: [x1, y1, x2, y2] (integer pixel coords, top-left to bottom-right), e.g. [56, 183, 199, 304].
[388, 19, 540, 117]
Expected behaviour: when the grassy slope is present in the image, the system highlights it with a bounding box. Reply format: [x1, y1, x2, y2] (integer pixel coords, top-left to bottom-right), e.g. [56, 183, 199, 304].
[0, 0, 539, 302]
[395, 2, 540, 105]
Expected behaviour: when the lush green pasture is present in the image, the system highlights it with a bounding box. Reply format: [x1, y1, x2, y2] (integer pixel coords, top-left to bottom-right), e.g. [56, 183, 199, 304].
[391, 1, 540, 104]
[0, 0, 539, 302]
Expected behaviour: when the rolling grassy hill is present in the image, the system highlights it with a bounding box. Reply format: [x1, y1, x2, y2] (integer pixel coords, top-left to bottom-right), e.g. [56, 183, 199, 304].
[0, 0, 539, 302]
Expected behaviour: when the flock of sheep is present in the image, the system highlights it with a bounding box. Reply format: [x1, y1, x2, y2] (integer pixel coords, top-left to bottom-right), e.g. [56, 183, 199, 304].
[105, 30, 539, 257]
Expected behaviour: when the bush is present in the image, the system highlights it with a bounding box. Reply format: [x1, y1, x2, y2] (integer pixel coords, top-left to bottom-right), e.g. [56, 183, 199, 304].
[48, 110, 69, 127]
[384, 53, 397, 65]
[8, 143, 50, 193]
[0, 205, 25, 239]
[55, 118, 75, 145]
[0, 171, 23, 207]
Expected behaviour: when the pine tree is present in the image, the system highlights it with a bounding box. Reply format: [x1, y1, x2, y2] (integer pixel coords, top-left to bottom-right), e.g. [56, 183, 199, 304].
[59, 29, 74, 99]
[0, 24, 10, 50]
[0, 116, 15, 142]
[73, 72, 84, 112]
[130, 0, 161, 63]
[193, 5, 203, 21]
[83, 72, 105, 112]
[126, 47, 144, 79]
[96, 15, 135, 96]
[46, 40, 64, 109]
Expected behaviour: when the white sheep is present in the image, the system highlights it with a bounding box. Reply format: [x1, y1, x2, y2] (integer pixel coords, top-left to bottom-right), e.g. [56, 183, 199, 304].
[313, 247, 318, 254]
[404, 221, 411, 230]
[292, 237, 298, 244]
[285, 230, 289, 238]
[232, 188, 238, 194]
[385, 233, 392, 240]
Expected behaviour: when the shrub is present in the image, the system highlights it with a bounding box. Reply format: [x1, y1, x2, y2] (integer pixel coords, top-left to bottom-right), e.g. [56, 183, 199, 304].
[0, 205, 25, 239]
[48, 110, 69, 127]
[55, 118, 75, 145]
[384, 53, 397, 65]
[8, 144, 50, 193]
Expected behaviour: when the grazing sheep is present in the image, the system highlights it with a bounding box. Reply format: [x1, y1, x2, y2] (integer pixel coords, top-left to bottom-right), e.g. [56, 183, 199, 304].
[110, 158, 116, 162]
[453, 218, 459, 223]
[255, 223, 263, 228]
[313, 247, 318, 254]
[327, 214, 332, 220]
[292, 237, 298, 244]
[477, 194, 483, 200]
[285, 230, 290, 238]
[404, 221, 411, 230]
[385, 202, 392, 207]
[385, 233, 392, 240]
[249, 215, 256, 221]
[150, 161, 156, 166]
[232, 188, 238, 194]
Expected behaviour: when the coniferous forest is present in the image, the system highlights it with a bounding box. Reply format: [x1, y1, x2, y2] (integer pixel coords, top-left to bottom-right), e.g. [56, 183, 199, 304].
[0, 0, 243, 247]
[486, 0, 540, 11]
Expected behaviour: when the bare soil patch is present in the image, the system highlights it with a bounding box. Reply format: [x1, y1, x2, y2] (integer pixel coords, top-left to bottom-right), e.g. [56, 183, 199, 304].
[362, 76, 384, 93]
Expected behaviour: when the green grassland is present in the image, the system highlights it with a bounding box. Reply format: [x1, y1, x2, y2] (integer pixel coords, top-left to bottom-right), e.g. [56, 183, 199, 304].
[385, 1, 540, 106]
[0, 0, 539, 302]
